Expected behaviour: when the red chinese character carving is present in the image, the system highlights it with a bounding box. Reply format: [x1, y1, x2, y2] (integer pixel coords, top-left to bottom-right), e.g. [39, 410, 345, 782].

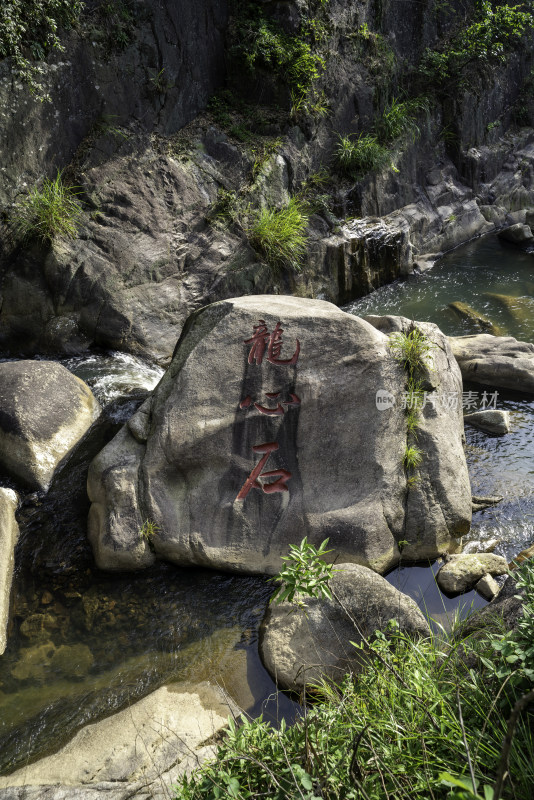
[244, 320, 300, 366]
[238, 392, 301, 416]
[236, 442, 292, 500]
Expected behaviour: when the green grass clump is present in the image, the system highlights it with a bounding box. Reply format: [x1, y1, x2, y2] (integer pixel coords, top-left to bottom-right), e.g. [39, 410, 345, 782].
[334, 134, 390, 178]
[12, 171, 83, 243]
[389, 328, 435, 375]
[403, 444, 423, 470]
[377, 97, 429, 144]
[247, 199, 309, 272]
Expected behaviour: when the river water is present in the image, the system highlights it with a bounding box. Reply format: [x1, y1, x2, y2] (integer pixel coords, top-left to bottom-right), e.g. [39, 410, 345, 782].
[1, 234, 533, 775]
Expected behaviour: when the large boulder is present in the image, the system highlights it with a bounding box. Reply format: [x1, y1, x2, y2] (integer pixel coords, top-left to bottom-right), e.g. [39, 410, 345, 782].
[0, 361, 101, 492]
[448, 334, 534, 393]
[0, 682, 237, 799]
[88, 297, 471, 575]
[0, 488, 19, 655]
[260, 563, 430, 692]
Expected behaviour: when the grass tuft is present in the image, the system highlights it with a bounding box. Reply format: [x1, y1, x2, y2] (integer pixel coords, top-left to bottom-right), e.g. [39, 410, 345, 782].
[334, 133, 390, 178]
[12, 171, 83, 243]
[247, 198, 309, 272]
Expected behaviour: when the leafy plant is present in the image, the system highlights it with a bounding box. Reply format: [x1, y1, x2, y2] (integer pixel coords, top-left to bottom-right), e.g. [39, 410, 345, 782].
[12, 171, 83, 243]
[0, 0, 83, 98]
[247, 198, 309, 272]
[270, 537, 333, 605]
[334, 133, 390, 178]
[491, 561, 534, 691]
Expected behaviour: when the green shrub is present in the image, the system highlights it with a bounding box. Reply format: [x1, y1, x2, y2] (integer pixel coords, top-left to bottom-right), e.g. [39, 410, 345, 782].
[419, 0, 534, 92]
[0, 0, 83, 98]
[247, 198, 309, 272]
[270, 537, 333, 605]
[334, 133, 390, 178]
[12, 171, 83, 243]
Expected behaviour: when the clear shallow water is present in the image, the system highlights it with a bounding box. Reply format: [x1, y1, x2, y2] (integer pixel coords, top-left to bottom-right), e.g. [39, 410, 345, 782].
[0, 353, 297, 776]
[347, 234, 534, 564]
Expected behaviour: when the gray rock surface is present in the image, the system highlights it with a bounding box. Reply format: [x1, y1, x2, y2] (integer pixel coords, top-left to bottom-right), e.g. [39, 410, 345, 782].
[0, 682, 237, 799]
[449, 333, 534, 393]
[0, 488, 19, 655]
[475, 574, 501, 600]
[464, 409, 510, 435]
[88, 298, 471, 575]
[436, 553, 509, 594]
[260, 563, 430, 692]
[460, 570, 526, 637]
[0, 362, 101, 492]
[498, 223, 534, 244]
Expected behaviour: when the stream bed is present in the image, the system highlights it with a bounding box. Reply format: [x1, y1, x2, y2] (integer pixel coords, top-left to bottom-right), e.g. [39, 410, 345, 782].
[1, 234, 533, 776]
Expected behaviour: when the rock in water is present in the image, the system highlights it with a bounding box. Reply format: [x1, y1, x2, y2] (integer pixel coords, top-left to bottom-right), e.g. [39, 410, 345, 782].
[464, 409, 510, 435]
[260, 563, 430, 692]
[498, 223, 534, 244]
[447, 301, 501, 334]
[449, 334, 534, 393]
[88, 297, 471, 575]
[0, 362, 101, 492]
[0, 488, 19, 655]
[436, 553, 508, 594]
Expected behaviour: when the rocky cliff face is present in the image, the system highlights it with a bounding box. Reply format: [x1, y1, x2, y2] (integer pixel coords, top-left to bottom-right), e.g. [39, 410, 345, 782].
[1, 0, 534, 363]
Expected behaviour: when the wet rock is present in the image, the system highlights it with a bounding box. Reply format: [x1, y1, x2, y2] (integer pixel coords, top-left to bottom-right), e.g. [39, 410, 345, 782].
[437, 553, 508, 594]
[483, 292, 534, 325]
[49, 644, 94, 679]
[471, 495, 503, 512]
[464, 409, 510, 435]
[88, 298, 470, 575]
[0, 488, 19, 655]
[510, 541, 534, 567]
[448, 301, 501, 334]
[498, 223, 534, 244]
[0, 682, 238, 795]
[10, 642, 56, 682]
[449, 333, 534, 393]
[460, 571, 526, 637]
[0, 362, 101, 492]
[475, 574, 501, 600]
[260, 563, 430, 692]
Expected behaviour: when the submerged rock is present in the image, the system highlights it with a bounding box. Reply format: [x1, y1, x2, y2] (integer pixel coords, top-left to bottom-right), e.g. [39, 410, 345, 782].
[448, 301, 501, 334]
[449, 333, 534, 393]
[0, 682, 237, 797]
[88, 297, 471, 575]
[471, 494, 503, 512]
[464, 409, 510, 435]
[436, 553, 508, 594]
[260, 563, 430, 692]
[0, 488, 19, 655]
[0, 362, 101, 492]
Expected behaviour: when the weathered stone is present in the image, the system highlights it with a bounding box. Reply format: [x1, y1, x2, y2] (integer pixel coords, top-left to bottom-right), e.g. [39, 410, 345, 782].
[448, 301, 501, 334]
[0, 488, 19, 655]
[498, 223, 534, 244]
[437, 553, 508, 594]
[88, 298, 471, 575]
[0, 362, 101, 492]
[0, 682, 237, 796]
[19, 613, 58, 642]
[460, 571, 526, 637]
[260, 563, 430, 692]
[483, 292, 534, 325]
[449, 333, 534, 393]
[475, 574, 501, 600]
[464, 410, 510, 435]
